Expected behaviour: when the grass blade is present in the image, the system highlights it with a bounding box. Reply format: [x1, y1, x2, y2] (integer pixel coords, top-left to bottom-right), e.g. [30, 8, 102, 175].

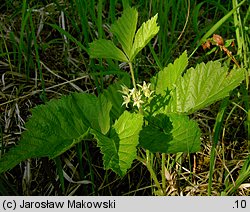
[208, 97, 229, 195]
[224, 155, 250, 195]
[190, 0, 246, 57]
[54, 156, 65, 195]
[48, 23, 88, 53]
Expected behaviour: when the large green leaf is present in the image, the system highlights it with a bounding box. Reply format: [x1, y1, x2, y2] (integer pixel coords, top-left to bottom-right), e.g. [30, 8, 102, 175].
[139, 113, 201, 153]
[167, 61, 245, 114]
[130, 13, 159, 61]
[91, 111, 143, 176]
[151, 51, 188, 94]
[89, 39, 128, 62]
[110, 7, 138, 59]
[0, 93, 112, 174]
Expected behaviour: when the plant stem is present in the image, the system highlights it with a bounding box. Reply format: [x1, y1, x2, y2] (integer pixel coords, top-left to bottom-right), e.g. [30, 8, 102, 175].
[128, 62, 137, 89]
[146, 150, 162, 194]
[161, 153, 166, 195]
[129, 58, 161, 193]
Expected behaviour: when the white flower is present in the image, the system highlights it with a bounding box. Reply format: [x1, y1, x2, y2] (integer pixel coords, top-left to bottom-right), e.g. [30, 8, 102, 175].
[132, 90, 144, 109]
[120, 83, 154, 109]
[122, 94, 131, 108]
[137, 81, 154, 98]
[129, 88, 136, 97]
[119, 85, 130, 95]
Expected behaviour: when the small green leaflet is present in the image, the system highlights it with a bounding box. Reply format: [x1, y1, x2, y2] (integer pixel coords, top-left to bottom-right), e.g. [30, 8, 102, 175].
[110, 7, 138, 59]
[130, 13, 159, 61]
[89, 39, 128, 62]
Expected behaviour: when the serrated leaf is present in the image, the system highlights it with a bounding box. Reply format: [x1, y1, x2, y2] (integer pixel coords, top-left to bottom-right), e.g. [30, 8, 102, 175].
[90, 129, 121, 175]
[91, 111, 143, 176]
[113, 112, 143, 176]
[151, 51, 188, 94]
[167, 61, 245, 113]
[89, 39, 128, 62]
[110, 7, 138, 59]
[0, 93, 112, 174]
[130, 13, 159, 61]
[139, 113, 201, 153]
[0, 94, 90, 173]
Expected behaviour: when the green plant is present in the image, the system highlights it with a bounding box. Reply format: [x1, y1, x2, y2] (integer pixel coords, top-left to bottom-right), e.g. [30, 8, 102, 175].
[0, 6, 246, 195]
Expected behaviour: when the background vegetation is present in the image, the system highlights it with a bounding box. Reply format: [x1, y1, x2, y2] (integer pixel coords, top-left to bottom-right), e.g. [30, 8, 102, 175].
[0, 0, 249, 195]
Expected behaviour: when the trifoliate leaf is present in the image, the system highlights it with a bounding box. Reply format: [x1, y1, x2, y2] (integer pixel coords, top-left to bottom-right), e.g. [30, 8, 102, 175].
[139, 113, 201, 153]
[110, 7, 138, 59]
[89, 39, 128, 62]
[88, 7, 159, 63]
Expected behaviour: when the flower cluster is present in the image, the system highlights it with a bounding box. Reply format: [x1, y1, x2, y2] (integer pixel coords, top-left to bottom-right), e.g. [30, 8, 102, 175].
[120, 81, 154, 109]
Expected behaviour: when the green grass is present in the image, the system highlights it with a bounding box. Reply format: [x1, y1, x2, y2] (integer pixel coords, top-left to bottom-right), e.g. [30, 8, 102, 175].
[0, 0, 249, 195]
